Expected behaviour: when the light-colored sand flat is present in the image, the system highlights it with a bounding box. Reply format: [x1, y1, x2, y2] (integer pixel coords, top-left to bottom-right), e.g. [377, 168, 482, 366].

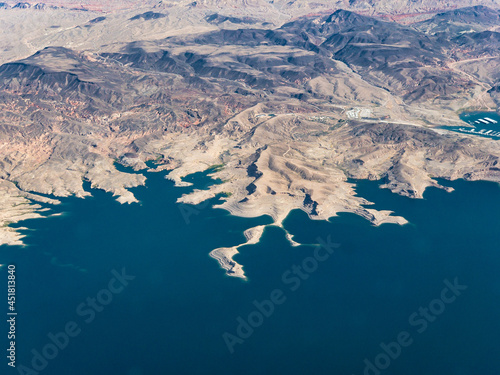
[209, 225, 267, 279]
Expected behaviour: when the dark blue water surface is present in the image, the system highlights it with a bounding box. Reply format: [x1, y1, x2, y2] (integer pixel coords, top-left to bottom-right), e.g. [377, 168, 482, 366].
[1, 169, 499, 375]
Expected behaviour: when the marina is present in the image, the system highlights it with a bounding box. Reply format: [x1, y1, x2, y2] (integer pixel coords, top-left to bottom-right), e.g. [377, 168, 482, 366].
[443, 111, 500, 139]
[484, 117, 498, 124]
[457, 127, 500, 137]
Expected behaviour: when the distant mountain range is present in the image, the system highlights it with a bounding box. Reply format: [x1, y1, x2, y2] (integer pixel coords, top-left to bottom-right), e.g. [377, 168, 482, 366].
[1, 0, 499, 14]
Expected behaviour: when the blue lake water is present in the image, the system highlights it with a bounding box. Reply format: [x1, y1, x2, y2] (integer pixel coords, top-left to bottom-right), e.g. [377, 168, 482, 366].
[442, 111, 500, 139]
[1, 169, 500, 375]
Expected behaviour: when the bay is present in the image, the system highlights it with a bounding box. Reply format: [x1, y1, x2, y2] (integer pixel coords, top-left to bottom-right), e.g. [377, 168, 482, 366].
[1, 169, 499, 375]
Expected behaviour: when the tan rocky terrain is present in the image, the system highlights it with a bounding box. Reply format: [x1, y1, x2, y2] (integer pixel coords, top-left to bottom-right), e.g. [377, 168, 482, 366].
[0, 3, 499, 277]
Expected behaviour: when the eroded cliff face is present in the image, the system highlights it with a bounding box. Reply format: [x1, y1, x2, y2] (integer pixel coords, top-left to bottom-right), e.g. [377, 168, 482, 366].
[0, 6, 499, 251]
